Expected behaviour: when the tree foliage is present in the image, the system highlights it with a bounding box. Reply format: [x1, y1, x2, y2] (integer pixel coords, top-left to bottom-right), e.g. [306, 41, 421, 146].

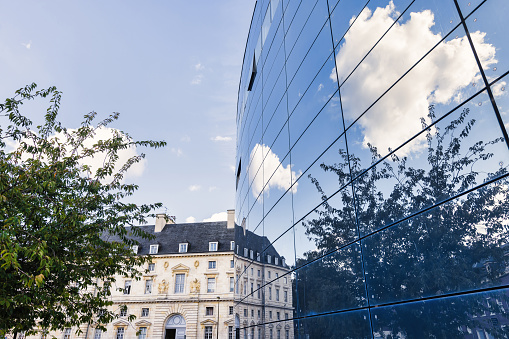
[0, 84, 166, 336]
[295, 105, 509, 338]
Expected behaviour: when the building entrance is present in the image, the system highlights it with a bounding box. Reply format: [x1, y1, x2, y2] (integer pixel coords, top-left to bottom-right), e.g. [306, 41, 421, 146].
[165, 314, 186, 339]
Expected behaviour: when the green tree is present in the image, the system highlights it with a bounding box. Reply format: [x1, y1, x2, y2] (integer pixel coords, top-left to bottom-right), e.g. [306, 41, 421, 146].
[296, 105, 509, 338]
[0, 84, 166, 337]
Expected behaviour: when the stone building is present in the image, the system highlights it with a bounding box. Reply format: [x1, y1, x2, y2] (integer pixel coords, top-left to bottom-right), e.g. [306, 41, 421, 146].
[24, 209, 292, 339]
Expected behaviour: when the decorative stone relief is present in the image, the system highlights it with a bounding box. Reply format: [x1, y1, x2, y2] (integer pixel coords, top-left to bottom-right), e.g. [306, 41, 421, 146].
[190, 278, 200, 293]
[158, 279, 169, 294]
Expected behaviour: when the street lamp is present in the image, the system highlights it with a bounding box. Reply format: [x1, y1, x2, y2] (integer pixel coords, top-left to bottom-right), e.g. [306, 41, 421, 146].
[217, 296, 220, 339]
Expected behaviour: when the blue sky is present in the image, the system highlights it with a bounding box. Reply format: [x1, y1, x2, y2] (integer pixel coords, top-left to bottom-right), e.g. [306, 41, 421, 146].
[0, 1, 256, 223]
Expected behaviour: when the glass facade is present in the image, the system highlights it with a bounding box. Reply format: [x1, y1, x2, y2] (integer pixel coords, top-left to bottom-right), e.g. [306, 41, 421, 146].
[235, 0, 509, 338]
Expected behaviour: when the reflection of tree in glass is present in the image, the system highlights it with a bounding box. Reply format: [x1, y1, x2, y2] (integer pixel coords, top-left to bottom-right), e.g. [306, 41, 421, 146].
[296, 106, 509, 338]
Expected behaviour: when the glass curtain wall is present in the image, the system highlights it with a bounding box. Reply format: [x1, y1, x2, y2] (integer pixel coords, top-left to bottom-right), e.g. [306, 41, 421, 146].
[235, 0, 509, 338]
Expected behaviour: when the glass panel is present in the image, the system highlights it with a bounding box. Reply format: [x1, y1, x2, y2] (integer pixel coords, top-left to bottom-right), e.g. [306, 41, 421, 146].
[467, 0, 509, 81]
[294, 242, 367, 317]
[492, 74, 509, 132]
[329, 0, 369, 49]
[364, 177, 509, 305]
[293, 309, 372, 339]
[350, 90, 509, 236]
[371, 288, 509, 339]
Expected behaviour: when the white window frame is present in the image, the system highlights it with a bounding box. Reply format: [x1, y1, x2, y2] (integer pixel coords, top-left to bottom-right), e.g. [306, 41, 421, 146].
[120, 307, 127, 317]
[145, 280, 152, 294]
[175, 273, 185, 294]
[209, 242, 218, 252]
[256, 253, 260, 262]
[204, 326, 213, 339]
[138, 327, 147, 339]
[230, 259, 234, 268]
[149, 244, 159, 254]
[141, 308, 149, 317]
[230, 277, 234, 292]
[244, 248, 248, 257]
[205, 307, 214, 316]
[148, 263, 155, 272]
[93, 329, 102, 339]
[250, 250, 254, 259]
[116, 328, 125, 339]
[207, 278, 215, 293]
[124, 280, 132, 295]
[267, 254, 271, 263]
[208, 261, 217, 269]
[229, 306, 234, 315]
[179, 243, 188, 253]
[275, 257, 279, 265]
[132, 245, 138, 254]
[230, 241, 235, 250]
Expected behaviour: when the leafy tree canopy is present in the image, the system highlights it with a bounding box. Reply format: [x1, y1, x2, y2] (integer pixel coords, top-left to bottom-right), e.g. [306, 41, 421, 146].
[0, 84, 166, 336]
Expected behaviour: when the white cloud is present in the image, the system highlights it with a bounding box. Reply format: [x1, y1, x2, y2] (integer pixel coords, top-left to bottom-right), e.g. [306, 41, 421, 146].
[180, 135, 191, 142]
[211, 136, 232, 142]
[249, 143, 300, 198]
[209, 186, 217, 192]
[10, 127, 146, 182]
[332, 2, 498, 155]
[191, 74, 203, 85]
[492, 81, 506, 97]
[195, 63, 205, 71]
[21, 40, 31, 49]
[230, 165, 236, 172]
[171, 147, 183, 157]
[317, 83, 324, 92]
[188, 185, 201, 192]
[203, 211, 227, 222]
[185, 216, 196, 223]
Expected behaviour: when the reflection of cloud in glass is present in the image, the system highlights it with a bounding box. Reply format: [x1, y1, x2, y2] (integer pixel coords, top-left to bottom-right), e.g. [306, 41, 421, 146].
[249, 143, 299, 198]
[332, 1, 498, 155]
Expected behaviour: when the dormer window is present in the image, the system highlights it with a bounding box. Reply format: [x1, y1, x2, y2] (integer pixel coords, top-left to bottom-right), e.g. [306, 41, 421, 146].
[209, 242, 218, 252]
[179, 243, 188, 253]
[244, 248, 248, 257]
[267, 254, 271, 264]
[275, 257, 279, 265]
[132, 245, 139, 254]
[149, 244, 159, 254]
[256, 253, 260, 262]
[282, 258, 285, 266]
[250, 250, 254, 259]
[230, 241, 235, 250]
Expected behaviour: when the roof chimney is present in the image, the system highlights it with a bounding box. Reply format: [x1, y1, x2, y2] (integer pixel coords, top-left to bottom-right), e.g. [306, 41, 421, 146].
[227, 209, 235, 229]
[155, 213, 174, 232]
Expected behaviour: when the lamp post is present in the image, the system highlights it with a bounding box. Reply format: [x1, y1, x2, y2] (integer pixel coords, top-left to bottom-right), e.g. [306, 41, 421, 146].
[217, 296, 220, 339]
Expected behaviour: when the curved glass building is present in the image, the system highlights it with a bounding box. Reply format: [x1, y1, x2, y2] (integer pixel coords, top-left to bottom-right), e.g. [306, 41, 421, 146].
[234, 0, 509, 338]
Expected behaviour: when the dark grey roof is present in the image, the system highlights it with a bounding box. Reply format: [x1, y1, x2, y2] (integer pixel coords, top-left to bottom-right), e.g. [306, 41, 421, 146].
[113, 221, 234, 255]
[235, 225, 287, 268]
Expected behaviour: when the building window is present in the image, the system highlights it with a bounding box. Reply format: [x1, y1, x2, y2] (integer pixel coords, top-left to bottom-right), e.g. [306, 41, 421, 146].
[229, 326, 233, 339]
[179, 243, 188, 253]
[236, 245, 239, 254]
[230, 259, 234, 268]
[124, 280, 131, 295]
[282, 258, 285, 266]
[244, 308, 248, 317]
[270, 329, 273, 339]
[250, 250, 254, 259]
[230, 241, 235, 250]
[256, 253, 260, 261]
[63, 328, 71, 339]
[207, 278, 215, 293]
[277, 312, 280, 320]
[138, 327, 147, 339]
[149, 244, 158, 254]
[145, 280, 152, 294]
[148, 263, 155, 272]
[229, 306, 234, 315]
[230, 277, 234, 292]
[175, 273, 185, 293]
[269, 287, 272, 300]
[284, 290, 288, 302]
[284, 277, 287, 284]
[277, 329, 281, 339]
[251, 267, 254, 275]
[243, 282, 247, 295]
[120, 307, 127, 317]
[258, 270, 260, 277]
[206, 307, 214, 316]
[204, 326, 212, 339]
[269, 311, 272, 319]
[251, 282, 254, 295]
[258, 310, 261, 318]
[132, 245, 138, 254]
[268, 271, 271, 279]
[208, 261, 217, 269]
[93, 329, 102, 339]
[209, 242, 218, 252]
[257, 284, 260, 298]
[258, 329, 262, 339]
[251, 328, 254, 339]
[276, 273, 279, 278]
[141, 308, 149, 317]
[267, 255, 271, 264]
[244, 248, 248, 257]
[285, 313, 288, 320]
[275, 257, 279, 265]
[116, 328, 124, 339]
[285, 330, 289, 339]
[276, 289, 279, 301]
[251, 309, 254, 318]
